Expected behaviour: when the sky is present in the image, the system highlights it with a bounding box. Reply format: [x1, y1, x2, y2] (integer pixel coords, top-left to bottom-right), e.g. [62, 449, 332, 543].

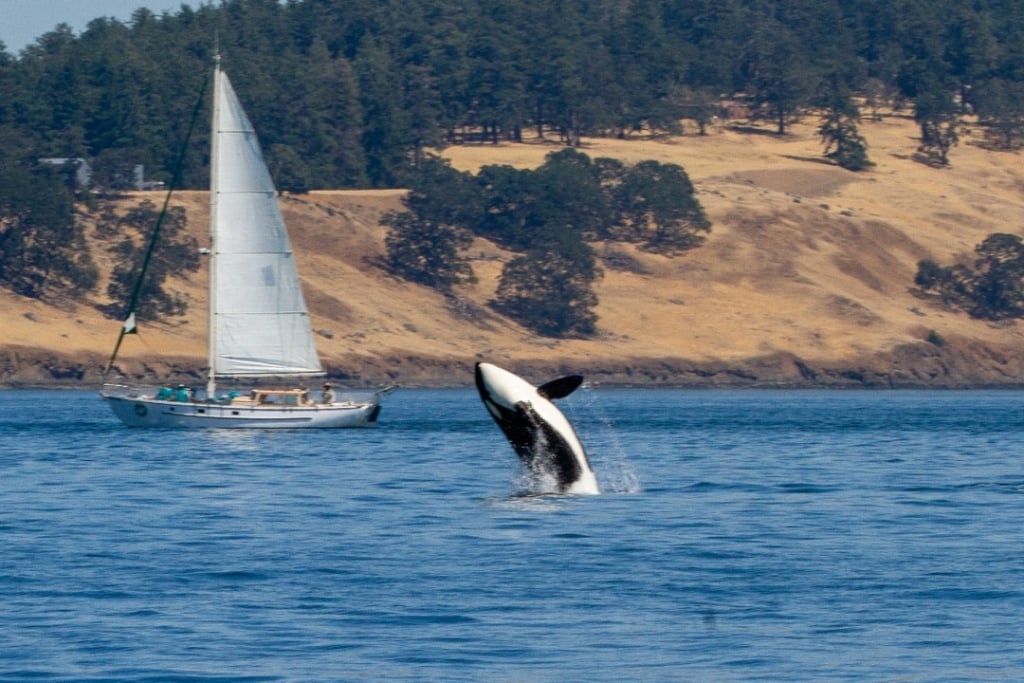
[0, 0, 193, 55]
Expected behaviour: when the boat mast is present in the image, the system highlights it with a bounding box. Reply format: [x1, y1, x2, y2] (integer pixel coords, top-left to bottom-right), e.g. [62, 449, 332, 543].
[207, 54, 221, 399]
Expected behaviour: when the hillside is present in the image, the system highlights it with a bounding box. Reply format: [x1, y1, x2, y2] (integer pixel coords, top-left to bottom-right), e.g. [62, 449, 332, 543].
[4, 112, 1024, 389]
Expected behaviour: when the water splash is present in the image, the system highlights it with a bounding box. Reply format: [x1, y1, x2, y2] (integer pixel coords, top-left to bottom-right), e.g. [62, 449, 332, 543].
[565, 385, 642, 495]
[515, 457, 563, 496]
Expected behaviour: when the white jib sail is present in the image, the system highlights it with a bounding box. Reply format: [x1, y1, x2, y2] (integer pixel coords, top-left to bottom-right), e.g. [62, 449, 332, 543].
[209, 67, 322, 377]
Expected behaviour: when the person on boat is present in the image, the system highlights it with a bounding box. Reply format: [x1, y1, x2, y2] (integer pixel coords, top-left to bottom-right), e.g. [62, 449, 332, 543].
[156, 385, 173, 400]
[322, 382, 335, 404]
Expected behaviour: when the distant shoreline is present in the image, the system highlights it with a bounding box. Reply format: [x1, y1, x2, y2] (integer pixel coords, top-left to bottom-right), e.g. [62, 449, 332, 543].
[5, 340, 1024, 391]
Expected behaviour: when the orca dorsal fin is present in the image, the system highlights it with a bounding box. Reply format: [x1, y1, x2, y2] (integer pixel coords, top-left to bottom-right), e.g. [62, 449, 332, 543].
[537, 375, 584, 400]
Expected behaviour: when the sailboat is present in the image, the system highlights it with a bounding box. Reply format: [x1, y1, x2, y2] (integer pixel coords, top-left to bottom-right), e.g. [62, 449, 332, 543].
[101, 57, 386, 428]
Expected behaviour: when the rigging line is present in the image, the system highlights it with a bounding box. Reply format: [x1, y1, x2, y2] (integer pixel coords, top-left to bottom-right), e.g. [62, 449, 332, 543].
[102, 67, 211, 383]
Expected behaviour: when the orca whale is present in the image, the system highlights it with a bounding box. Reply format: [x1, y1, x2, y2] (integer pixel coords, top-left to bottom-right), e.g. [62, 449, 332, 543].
[474, 362, 599, 494]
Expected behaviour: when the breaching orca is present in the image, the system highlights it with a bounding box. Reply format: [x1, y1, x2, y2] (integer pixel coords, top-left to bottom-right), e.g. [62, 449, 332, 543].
[474, 362, 599, 494]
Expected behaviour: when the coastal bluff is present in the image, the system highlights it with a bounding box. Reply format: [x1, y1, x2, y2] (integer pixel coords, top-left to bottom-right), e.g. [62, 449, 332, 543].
[5, 113, 1024, 389]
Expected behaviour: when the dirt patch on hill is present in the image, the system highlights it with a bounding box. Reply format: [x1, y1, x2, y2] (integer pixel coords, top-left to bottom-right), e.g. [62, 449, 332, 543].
[727, 167, 858, 197]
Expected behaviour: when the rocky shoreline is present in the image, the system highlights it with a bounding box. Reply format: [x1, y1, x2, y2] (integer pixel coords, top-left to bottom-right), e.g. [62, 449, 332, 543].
[5, 335, 1024, 390]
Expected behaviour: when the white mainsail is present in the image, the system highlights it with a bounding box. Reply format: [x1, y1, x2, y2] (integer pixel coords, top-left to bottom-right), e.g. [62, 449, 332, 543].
[209, 64, 322, 386]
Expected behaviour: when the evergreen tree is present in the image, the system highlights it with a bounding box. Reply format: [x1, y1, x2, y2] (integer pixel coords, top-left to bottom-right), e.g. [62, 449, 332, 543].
[382, 210, 476, 291]
[289, 40, 367, 188]
[465, 0, 528, 143]
[267, 143, 312, 194]
[516, 0, 604, 144]
[974, 78, 1024, 150]
[491, 232, 602, 338]
[103, 199, 199, 320]
[670, 86, 719, 135]
[355, 34, 413, 186]
[610, 160, 711, 252]
[914, 83, 961, 165]
[0, 162, 98, 298]
[743, 15, 817, 134]
[915, 233, 1024, 321]
[475, 163, 538, 251]
[971, 233, 1024, 319]
[944, 4, 999, 111]
[818, 77, 871, 171]
[531, 150, 613, 241]
[404, 63, 445, 168]
[600, 0, 687, 137]
[382, 157, 477, 290]
[674, 0, 749, 93]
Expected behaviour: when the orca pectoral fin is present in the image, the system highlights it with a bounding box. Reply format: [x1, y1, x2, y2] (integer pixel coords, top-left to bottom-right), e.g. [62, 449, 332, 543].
[537, 375, 584, 400]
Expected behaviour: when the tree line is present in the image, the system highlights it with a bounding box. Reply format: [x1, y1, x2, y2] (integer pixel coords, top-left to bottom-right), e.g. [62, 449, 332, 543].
[3, 0, 1024, 191]
[4, 0, 1024, 327]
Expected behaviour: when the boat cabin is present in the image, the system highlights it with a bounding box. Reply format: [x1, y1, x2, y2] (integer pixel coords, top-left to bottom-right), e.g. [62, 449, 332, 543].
[230, 388, 315, 407]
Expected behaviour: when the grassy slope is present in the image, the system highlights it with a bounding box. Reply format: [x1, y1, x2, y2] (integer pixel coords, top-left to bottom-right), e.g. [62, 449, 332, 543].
[4, 112, 1024, 387]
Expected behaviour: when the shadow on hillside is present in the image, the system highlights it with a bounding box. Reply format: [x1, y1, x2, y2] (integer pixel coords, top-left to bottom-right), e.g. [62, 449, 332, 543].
[781, 154, 842, 167]
[728, 124, 789, 137]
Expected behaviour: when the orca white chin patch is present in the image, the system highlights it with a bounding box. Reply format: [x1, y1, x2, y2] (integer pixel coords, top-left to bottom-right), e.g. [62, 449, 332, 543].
[475, 362, 599, 495]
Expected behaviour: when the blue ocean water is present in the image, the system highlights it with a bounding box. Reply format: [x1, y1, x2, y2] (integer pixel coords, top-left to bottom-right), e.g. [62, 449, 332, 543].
[2, 388, 1023, 682]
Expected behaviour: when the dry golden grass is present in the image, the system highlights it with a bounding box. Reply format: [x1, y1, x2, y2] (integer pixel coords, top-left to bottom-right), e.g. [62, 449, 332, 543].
[5, 112, 1024, 387]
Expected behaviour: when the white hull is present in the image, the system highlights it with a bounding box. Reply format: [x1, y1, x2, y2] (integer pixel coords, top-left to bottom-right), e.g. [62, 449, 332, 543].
[103, 393, 380, 429]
